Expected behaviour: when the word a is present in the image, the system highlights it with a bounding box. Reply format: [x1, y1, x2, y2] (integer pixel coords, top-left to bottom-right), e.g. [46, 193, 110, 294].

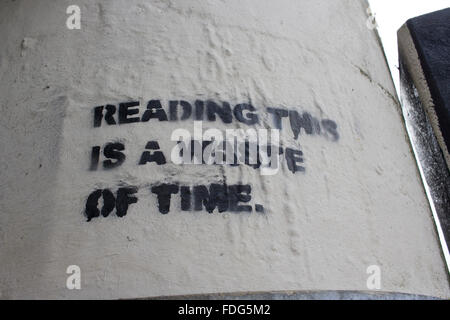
[66, 265, 81, 290]
[366, 265, 381, 290]
[66, 5, 81, 30]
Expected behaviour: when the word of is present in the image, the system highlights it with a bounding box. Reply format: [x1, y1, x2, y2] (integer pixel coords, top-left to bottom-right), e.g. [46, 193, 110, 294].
[85, 187, 138, 221]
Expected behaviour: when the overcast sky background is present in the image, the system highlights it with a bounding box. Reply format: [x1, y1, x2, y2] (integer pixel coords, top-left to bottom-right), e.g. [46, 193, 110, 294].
[368, 0, 449, 94]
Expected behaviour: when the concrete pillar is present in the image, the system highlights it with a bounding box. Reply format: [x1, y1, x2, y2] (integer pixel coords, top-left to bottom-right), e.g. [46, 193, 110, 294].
[0, 0, 448, 299]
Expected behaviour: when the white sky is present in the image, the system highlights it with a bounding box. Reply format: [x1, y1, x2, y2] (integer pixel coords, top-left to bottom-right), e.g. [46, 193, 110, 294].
[368, 0, 449, 94]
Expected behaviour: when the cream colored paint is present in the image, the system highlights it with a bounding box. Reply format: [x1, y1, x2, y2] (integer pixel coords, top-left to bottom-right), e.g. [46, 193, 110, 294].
[0, 0, 448, 299]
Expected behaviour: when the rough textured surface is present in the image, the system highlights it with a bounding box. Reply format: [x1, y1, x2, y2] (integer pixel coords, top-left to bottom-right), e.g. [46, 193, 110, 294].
[0, 0, 449, 299]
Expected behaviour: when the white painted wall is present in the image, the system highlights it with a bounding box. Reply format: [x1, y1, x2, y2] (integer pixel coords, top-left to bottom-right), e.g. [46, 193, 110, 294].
[0, 0, 448, 299]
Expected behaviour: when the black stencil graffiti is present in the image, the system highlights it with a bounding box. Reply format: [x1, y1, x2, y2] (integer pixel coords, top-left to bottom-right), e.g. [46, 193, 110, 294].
[89, 139, 305, 174]
[85, 98, 340, 220]
[150, 183, 257, 214]
[84, 184, 262, 221]
[92, 99, 339, 142]
[90, 142, 126, 170]
[85, 187, 138, 222]
[138, 141, 166, 165]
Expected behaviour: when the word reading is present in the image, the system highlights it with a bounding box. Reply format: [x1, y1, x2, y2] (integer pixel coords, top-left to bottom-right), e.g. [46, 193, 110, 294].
[93, 99, 339, 141]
